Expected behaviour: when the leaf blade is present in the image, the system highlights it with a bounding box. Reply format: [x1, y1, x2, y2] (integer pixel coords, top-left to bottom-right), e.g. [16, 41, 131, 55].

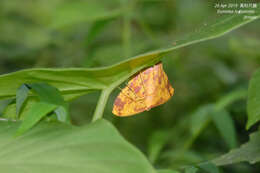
[0, 99, 13, 116]
[28, 83, 70, 123]
[0, 119, 156, 173]
[211, 110, 237, 149]
[16, 102, 58, 136]
[213, 131, 260, 166]
[16, 84, 30, 117]
[247, 68, 260, 129]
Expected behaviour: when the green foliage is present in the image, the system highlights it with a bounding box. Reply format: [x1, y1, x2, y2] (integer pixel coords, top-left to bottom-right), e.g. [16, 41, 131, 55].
[189, 104, 237, 149]
[16, 84, 30, 117]
[0, 99, 13, 116]
[213, 131, 260, 165]
[16, 102, 57, 136]
[50, 0, 122, 28]
[215, 89, 247, 110]
[198, 162, 219, 173]
[211, 109, 237, 148]
[16, 83, 70, 135]
[29, 83, 70, 123]
[0, 10, 258, 121]
[157, 169, 180, 173]
[185, 167, 198, 173]
[185, 162, 219, 173]
[247, 69, 260, 129]
[0, 119, 155, 173]
[148, 130, 171, 163]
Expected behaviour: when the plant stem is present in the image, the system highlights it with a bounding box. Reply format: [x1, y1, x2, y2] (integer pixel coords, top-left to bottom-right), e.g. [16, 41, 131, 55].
[92, 88, 112, 122]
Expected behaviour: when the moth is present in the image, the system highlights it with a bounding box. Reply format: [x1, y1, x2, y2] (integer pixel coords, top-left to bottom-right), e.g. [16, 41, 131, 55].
[112, 62, 174, 116]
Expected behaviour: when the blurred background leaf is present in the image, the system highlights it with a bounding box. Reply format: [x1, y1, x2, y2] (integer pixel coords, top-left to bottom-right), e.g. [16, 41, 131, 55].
[213, 131, 260, 166]
[50, 0, 123, 28]
[157, 169, 180, 173]
[247, 68, 260, 129]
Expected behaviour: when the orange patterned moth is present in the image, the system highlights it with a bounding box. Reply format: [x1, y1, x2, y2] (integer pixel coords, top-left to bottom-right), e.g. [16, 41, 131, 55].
[112, 62, 174, 116]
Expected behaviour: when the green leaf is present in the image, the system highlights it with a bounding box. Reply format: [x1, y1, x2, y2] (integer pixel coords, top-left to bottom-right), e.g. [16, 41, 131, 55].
[189, 104, 237, 149]
[29, 83, 70, 123]
[215, 89, 247, 110]
[0, 11, 259, 119]
[186, 104, 213, 149]
[50, 0, 122, 28]
[247, 68, 260, 129]
[0, 99, 13, 116]
[213, 131, 260, 165]
[161, 150, 203, 165]
[185, 162, 219, 173]
[157, 169, 180, 173]
[0, 119, 156, 173]
[85, 19, 112, 47]
[198, 162, 219, 173]
[148, 130, 170, 163]
[190, 105, 212, 138]
[16, 102, 58, 136]
[185, 166, 198, 173]
[29, 83, 66, 105]
[16, 84, 30, 117]
[211, 110, 237, 149]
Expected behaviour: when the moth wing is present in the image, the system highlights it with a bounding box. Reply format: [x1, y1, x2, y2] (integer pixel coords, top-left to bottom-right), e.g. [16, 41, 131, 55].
[112, 75, 147, 116]
[112, 90, 146, 116]
[112, 62, 174, 116]
[144, 63, 174, 108]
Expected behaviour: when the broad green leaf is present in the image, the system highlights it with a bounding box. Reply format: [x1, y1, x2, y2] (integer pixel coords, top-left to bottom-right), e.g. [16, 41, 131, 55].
[0, 119, 155, 173]
[211, 110, 237, 149]
[16, 84, 30, 117]
[0, 11, 259, 119]
[50, 0, 122, 28]
[16, 102, 57, 136]
[157, 169, 180, 173]
[247, 68, 260, 129]
[213, 131, 260, 165]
